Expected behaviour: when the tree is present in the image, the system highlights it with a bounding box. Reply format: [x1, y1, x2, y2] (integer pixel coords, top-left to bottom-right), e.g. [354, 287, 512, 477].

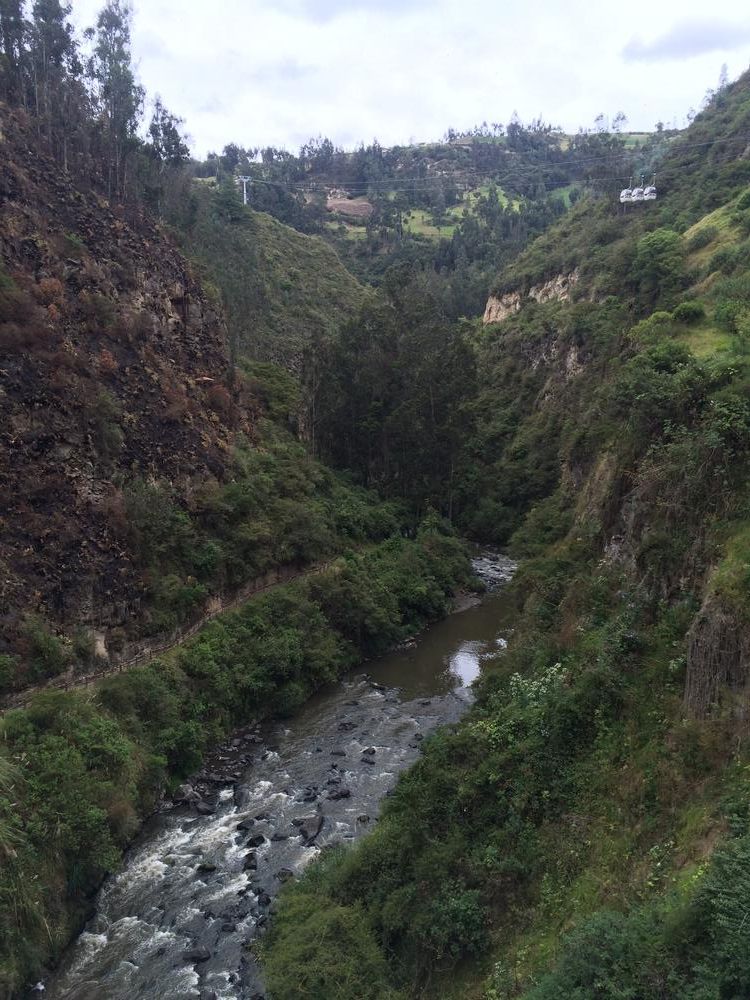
[144, 96, 190, 215]
[0, 0, 26, 101]
[29, 0, 79, 152]
[612, 111, 628, 132]
[86, 0, 143, 201]
[633, 228, 685, 310]
[148, 96, 189, 166]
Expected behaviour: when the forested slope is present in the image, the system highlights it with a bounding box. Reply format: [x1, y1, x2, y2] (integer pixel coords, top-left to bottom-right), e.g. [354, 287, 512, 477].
[176, 181, 366, 370]
[0, 11, 478, 992]
[262, 68, 750, 1000]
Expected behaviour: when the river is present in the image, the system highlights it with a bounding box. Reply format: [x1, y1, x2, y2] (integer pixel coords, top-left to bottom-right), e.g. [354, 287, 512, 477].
[41, 553, 516, 1000]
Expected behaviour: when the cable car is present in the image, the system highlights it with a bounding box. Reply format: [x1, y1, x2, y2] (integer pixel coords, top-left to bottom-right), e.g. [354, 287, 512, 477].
[620, 188, 633, 203]
[631, 186, 645, 202]
[644, 184, 657, 201]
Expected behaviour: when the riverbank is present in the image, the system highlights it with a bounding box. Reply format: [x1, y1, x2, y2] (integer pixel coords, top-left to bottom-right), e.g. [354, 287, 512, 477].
[0, 522, 472, 998]
[40, 552, 516, 999]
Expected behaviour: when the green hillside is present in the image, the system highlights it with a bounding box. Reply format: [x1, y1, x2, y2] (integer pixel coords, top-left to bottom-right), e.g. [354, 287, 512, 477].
[5, 2, 750, 996]
[262, 70, 750, 1000]
[180, 182, 367, 369]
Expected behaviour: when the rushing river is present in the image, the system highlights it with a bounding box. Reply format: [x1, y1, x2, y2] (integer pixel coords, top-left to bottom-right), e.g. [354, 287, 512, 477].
[42, 553, 516, 1000]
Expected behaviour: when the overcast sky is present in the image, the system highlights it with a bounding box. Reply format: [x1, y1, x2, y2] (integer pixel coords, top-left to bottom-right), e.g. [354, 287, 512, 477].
[69, 0, 750, 157]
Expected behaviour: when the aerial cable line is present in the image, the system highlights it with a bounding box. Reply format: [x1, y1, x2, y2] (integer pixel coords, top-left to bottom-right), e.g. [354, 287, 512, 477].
[231, 131, 750, 194]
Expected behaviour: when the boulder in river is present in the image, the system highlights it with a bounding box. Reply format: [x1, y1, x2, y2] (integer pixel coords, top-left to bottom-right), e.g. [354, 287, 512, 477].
[330, 748, 346, 757]
[275, 868, 294, 883]
[174, 783, 200, 804]
[181, 946, 211, 963]
[243, 852, 258, 871]
[203, 772, 233, 785]
[246, 834, 266, 848]
[196, 862, 217, 874]
[236, 818, 255, 831]
[299, 815, 325, 842]
[195, 800, 215, 816]
[328, 786, 351, 801]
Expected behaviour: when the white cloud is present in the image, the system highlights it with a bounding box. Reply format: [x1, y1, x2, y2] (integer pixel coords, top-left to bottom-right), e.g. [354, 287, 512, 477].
[623, 17, 750, 62]
[68, 0, 750, 156]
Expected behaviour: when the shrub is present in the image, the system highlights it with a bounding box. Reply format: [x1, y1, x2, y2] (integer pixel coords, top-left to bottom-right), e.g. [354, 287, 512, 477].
[206, 383, 232, 415]
[686, 225, 718, 252]
[35, 277, 65, 307]
[0, 655, 19, 695]
[709, 245, 742, 275]
[21, 618, 71, 682]
[672, 300, 705, 324]
[633, 229, 685, 310]
[629, 310, 674, 344]
[85, 389, 124, 461]
[264, 892, 403, 1000]
[96, 349, 118, 375]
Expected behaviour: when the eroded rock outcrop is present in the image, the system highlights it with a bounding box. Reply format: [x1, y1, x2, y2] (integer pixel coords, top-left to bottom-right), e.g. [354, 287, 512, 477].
[483, 269, 580, 325]
[684, 595, 750, 719]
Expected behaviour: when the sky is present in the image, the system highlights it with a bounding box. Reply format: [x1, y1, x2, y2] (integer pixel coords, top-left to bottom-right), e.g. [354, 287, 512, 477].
[68, 0, 750, 157]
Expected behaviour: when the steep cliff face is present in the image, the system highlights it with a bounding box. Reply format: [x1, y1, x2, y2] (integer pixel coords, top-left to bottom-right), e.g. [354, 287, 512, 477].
[483, 269, 579, 324]
[0, 107, 249, 656]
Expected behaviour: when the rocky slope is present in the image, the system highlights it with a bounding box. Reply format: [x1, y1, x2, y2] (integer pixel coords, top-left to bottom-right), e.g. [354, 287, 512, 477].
[0, 105, 250, 667]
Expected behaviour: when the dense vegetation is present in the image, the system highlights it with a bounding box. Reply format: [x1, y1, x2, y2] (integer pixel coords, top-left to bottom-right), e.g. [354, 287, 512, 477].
[262, 69, 750, 1000]
[176, 181, 366, 367]
[6, 5, 750, 1000]
[0, 519, 471, 994]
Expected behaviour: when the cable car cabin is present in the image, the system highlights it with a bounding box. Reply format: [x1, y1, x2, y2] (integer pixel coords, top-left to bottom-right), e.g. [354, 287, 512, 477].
[631, 187, 645, 202]
[644, 185, 657, 200]
[620, 188, 633, 203]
